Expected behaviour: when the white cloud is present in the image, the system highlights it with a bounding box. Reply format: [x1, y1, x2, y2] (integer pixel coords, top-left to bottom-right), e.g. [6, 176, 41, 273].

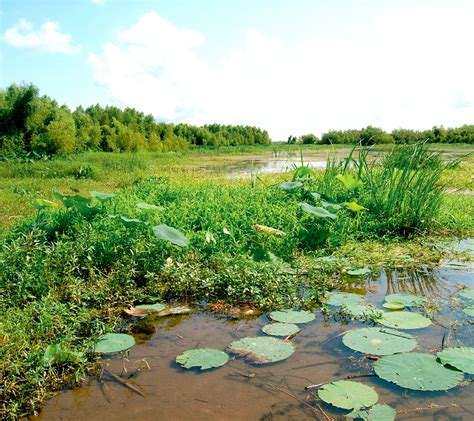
[3, 18, 80, 54]
[90, 7, 474, 140]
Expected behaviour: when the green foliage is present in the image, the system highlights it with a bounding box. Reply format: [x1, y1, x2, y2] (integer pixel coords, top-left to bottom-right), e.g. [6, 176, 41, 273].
[437, 347, 474, 374]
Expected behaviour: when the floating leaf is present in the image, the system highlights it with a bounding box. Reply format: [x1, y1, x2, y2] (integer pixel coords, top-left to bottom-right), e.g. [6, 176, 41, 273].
[31, 198, 59, 210]
[299, 202, 337, 219]
[176, 348, 229, 370]
[262, 323, 300, 337]
[347, 268, 371, 276]
[135, 303, 166, 312]
[90, 191, 116, 201]
[437, 347, 474, 374]
[269, 309, 315, 324]
[385, 293, 425, 307]
[342, 327, 417, 355]
[136, 202, 163, 210]
[348, 404, 396, 421]
[336, 174, 364, 190]
[459, 289, 474, 300]
[228, 337, 295, 363]
[382, 302, 405, 310]
[278, 181, 303, 190]
[463, 306, 474, 316]
[378, 312, 432, 329]
[342, 304, 382, 319]
[253, 224, 286, 236]
[374, 353, 464, 391]
[343, 201, 368, 212]
[318, 380, 378, 410]
[322, 201, 342, 211]
[94, 333, 135, 354]
[325, 292, 365, 307]
[42, 343, 84, 366]
[153, 224, 189, 247]
[119, 216, 142, 227]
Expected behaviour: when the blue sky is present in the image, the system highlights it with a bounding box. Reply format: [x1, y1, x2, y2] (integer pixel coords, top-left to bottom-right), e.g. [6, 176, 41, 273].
[2, 0, 473, 140]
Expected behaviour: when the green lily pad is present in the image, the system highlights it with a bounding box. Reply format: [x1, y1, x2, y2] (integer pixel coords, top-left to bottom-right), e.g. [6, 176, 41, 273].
[321, 201, 342, 210]
[378, 311, 432, 329]
[135, 303, 166, 312]
[228, 337, 295, 363]
[94, 333, 135, 354]
[299, 202, 337, 219]
[382, 302, 405, 310]
[262, 323, 300, 337]
[459, 289, 474, 300]
[269, 309, 315, 324]
[176, 348, 229, 370]
[318, 380, 378, 410]
[153, 224, 189, 247]
[347, 268, 371, 276]
[437, 347, 474, 374]
[463, 306, 474, 316]
[385, 293, 425, 307]
[325, 292, 365, 307]
[347, 404, 396, 421]
[374, 353, 464, 391]
[342, 327, 417, 355]
[278, 181, 303, 190]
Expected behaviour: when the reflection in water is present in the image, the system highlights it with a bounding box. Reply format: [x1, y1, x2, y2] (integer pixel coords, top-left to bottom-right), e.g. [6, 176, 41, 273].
[35, 268, 474, 421]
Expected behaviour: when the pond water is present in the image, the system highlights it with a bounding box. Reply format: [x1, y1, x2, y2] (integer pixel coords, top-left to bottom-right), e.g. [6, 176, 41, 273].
[32, 264, 474, 421]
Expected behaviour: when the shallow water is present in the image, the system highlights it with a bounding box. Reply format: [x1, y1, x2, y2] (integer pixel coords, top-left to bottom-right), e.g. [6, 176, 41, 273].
[34, 267, 473, 421]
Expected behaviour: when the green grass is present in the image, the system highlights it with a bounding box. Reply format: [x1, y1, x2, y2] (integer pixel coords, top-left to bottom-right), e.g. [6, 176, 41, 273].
[0, 143, 473, 418]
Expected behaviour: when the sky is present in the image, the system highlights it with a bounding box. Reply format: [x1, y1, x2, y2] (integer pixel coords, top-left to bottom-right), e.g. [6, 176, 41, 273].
[1, 0, 473, 141]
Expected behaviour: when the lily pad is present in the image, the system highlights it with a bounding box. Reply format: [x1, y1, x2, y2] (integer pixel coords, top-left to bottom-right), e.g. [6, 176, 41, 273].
[269, 309, 315, 324]
[228, 337, 295, 363]
[459, 289, 474, 300]
[262, 323, 300, 337]
[374, 352, 464, 391]
[278, 181, 303, 190]
[135, 303, 166, 312]
[437, 347, 474, 374]
[382, 302, 405, 310]
[94, 333, 135, 354]
[153, 224, 189, 247]
[342, 304, 382, 319]
[325, 292, 365, 307]
[321, 201, 342, 210]
[463, 306, 474, 316]
[299, 202, 337, 219]
[342, 327, 417, 355]
[317, 380, 378, 410]
[347, 268, 371, 276]
[378, 311, 432, 329]
[347, 404, 396, 421]
[385, 293, 425, 307]
[176, 348, 229, 370]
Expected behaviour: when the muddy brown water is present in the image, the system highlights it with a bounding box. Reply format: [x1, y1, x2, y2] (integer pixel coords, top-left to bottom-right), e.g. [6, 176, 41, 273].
[34, 267, 473, 421]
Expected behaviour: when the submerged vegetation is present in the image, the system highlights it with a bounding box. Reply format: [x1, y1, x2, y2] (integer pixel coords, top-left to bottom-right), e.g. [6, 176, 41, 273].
[0, 142, 473, 417]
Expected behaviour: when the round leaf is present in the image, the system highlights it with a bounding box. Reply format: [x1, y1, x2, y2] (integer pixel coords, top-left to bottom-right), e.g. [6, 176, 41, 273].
[348, 404, 395, 421]
[228, 337, 295, 363]
[383, 302, 405, 310]
[176, 348, 229, 370]
[463, 306, 474, 316]
[318, 380, 378, 410]
[269, 309, 315, 324]
[262, 323, 300, 337]
[437, 347, 474, 374]
[459, 289, 474, 300]
[94, 333, 135, 354]
[342, 304, 382, 319]
[378, 311, 432, 329]
[342, 327, 417, 355]
[299, 202, 337, 219]
[346, 268, 371, 276]
[135, 303, 166, 312]
[152, 224, 189, 247]
[374, 353, 464, 391]
[385, 293, 425, 307]
[325, 292, 365, 307]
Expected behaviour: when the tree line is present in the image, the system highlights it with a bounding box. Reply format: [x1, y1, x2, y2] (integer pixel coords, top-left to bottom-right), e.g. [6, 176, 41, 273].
[289, 124, 474, 145]
[0, 83, 271, 156]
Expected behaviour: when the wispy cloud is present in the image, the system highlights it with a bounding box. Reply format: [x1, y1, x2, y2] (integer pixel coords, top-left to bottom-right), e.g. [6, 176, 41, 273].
[90, 6, 474, 140]
[3, 18, 80, 55]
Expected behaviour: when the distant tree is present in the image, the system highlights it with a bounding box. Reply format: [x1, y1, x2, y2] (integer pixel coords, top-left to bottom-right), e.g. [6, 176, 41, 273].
[300, 134, 319, 144]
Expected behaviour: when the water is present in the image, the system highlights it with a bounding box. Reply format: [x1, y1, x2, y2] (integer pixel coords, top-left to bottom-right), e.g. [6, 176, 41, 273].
[33, 267, 473, 420]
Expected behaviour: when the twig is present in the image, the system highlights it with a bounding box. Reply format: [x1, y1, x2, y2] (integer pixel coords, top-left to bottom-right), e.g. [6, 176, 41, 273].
[397, 403, 458, 414]
[104, 369, 146, 397]
[306, 373, 376, 389]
